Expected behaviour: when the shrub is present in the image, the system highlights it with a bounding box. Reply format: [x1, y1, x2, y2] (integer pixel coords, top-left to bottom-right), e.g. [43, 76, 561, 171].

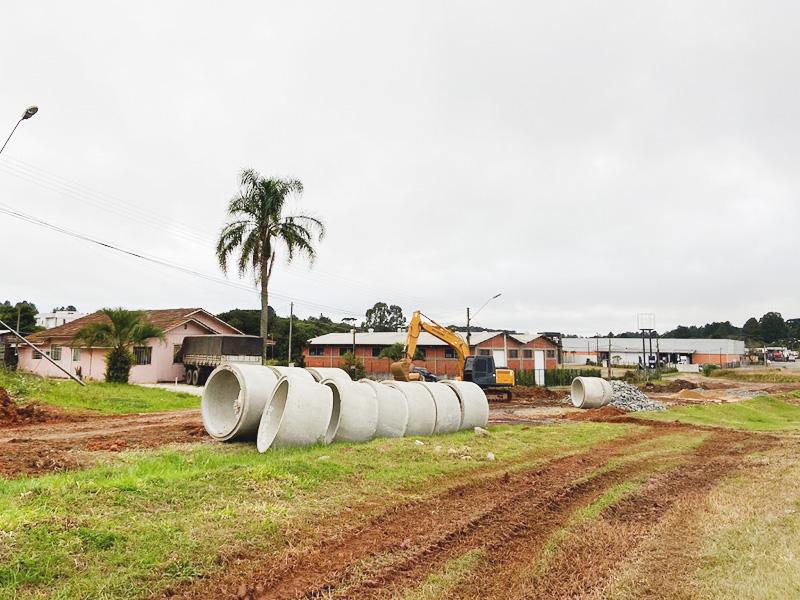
[339, 352, 365, 380]
[702, 364, 718, 377]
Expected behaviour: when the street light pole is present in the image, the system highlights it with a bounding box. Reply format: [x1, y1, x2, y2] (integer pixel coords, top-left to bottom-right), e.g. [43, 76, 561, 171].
[1, 106, 38, 155]
[467, 293, 502, 350]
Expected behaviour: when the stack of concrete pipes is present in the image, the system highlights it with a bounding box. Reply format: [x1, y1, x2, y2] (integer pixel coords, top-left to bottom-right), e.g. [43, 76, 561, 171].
[200, 363, 490, 452]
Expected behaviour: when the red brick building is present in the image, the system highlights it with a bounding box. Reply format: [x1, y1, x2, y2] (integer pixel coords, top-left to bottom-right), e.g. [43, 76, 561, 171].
[303, 331, 559, 379]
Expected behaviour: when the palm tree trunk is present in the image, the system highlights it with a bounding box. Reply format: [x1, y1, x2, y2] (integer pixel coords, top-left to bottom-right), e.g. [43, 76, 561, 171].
[260, 261, 270, 361]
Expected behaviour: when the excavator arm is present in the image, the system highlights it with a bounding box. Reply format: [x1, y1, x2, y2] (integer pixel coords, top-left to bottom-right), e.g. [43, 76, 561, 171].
[391, 311, 470, 381]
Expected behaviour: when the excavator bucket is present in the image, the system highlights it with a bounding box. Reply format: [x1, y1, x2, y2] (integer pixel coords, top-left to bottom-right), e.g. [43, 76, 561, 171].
[390, 358, 420, 381]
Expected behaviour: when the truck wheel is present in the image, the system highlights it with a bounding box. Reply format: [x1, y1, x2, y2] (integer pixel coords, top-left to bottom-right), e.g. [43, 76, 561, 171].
[191, 369, 199, 386]
[184, 368, 193, 384]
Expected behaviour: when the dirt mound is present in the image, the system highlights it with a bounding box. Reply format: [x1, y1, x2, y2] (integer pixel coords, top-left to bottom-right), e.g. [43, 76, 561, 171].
[0, 387, 50, 427]
[564, 406, 626, 421]
[642, 379, 698, 393]
[677, 389, 706, 400]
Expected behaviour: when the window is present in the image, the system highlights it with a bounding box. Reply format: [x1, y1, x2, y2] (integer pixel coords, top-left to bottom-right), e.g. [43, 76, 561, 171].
[477, 348, 491, 356]
[444, 347, 456, 359]
[339, 347, 351, 356]
[51, 346, 62, 361]
[309, 346, 324, 356]
[133, 346, 152, 365]
[371, 347, 383, 357]
[32, 349, 42, 360]
[522, 349, 533, 359]
[173, 344, 182, 364]
[508, 349, 519, 359]
[546, 349, 556, 359]
[72, 348, 81, 362]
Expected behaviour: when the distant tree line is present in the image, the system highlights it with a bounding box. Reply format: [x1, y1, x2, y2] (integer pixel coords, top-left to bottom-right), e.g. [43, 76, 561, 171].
[0, 300, 42, 334]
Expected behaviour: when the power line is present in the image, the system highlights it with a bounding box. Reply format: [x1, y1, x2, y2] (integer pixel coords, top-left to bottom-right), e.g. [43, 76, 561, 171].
[0, 202, 364, 318]
[0, 154, 429, 304]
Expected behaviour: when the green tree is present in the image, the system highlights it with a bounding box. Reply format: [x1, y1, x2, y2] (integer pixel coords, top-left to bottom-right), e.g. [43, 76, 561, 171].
[364, 302, 406, 332]
[742, 317, 761, 342]
[378, 342, 405, 362]
[0, 300, 40, 333]
[73, 308, 164, 383]
[759, 312, 787, 343]
[216, 169, 325, 353]
[339, 352, 365, 380]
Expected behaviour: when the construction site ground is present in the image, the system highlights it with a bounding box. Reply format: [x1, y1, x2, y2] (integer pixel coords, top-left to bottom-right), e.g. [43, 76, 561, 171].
[3, 374, 800, 599]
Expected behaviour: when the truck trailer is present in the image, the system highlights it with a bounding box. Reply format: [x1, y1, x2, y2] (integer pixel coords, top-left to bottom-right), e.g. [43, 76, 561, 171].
[180, 335, 263, 385]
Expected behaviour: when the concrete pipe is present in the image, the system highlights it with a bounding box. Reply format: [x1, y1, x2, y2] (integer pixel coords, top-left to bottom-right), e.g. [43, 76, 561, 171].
[570, 377, 614, 409]
[441, 380, 489, 429]
[416, 382, 461, 434]
[256, 376, 333, 452]
[360, 378, 409, 438]
[268, 366, 315, 381]
[382, 380, 436, 436]
[321, 378, 379, 443]
[202, 363, 278, 442]
[306, 367, 352, 383]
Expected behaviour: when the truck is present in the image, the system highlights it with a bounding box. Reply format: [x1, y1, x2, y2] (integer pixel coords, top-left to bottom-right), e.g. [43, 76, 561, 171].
[180, 335, 264, 385]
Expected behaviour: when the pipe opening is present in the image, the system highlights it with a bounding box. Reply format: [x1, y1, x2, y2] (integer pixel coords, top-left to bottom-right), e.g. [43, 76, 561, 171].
[258, 378, 288, 451]
[571, 378, 586, 407]
[323, 381, 342, 443]
[203, 368, 244, 438]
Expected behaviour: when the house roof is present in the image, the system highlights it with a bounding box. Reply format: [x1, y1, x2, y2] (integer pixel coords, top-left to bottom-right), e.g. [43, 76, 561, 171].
[26, 308, 242, 344]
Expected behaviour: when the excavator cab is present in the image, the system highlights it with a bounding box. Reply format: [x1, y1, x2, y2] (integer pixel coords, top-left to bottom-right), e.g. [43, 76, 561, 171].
[463, 355, 497, 387]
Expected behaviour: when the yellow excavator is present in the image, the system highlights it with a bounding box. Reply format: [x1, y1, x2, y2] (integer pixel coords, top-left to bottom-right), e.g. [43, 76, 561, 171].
[391, 310, 515, 401]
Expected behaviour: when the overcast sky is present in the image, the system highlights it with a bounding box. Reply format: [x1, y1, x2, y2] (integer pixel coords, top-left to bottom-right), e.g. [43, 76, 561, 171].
[2, 1, 798, 335]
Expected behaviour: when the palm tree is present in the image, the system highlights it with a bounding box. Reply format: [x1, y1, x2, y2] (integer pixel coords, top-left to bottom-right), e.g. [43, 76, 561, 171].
[73, 308, 164, 383]
[216, 169, 325, 352]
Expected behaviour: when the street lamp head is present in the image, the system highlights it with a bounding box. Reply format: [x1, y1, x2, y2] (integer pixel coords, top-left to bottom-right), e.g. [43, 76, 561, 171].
[492, 293, 502, 299]
[22, 106, 38, 120]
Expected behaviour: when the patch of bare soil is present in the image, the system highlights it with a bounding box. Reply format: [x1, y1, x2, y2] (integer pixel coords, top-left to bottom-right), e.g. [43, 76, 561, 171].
[563, 405, 627, 421]
[161, 427, 682, 600]
[0, 386, 82, 428]
[0, 409, 206, 477]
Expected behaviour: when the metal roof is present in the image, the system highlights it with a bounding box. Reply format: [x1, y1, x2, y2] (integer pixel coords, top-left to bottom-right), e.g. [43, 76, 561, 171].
[561, 337, 745, 354]
[307, 330, 544, 346]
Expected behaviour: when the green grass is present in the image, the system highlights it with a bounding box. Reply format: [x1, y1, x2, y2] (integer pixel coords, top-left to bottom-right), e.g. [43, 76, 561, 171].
[636, 395, 800, 431]
[0, 422, 632, 599]
[710, 369, 800, 384]
[400, 549, 484, 600]
[0, 369, 198, 414]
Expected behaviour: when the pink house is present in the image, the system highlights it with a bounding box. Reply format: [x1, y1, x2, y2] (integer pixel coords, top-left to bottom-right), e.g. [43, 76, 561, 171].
[18, 308, 243, 384]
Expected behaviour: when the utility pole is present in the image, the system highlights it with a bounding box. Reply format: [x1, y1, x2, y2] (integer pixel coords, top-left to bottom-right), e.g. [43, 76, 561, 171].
[608, 338, 612, 378]
[466, 307, 471, 348]
[287, 301, 293, 365]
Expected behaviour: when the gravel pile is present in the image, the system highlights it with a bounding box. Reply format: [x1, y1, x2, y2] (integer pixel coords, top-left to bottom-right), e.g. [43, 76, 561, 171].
[609, 381, 666, 412]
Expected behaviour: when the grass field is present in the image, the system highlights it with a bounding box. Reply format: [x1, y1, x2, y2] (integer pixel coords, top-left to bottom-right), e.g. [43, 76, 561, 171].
[0, 423, 631, 599]
[636, 394, 800, 431]
[710, 368, 800, 384]
[0, 369, 198, 414]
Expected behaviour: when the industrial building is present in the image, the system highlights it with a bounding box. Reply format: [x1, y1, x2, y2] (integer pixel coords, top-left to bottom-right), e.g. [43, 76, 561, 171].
[304, 331, 559, 379]
[561, 337, 746, 368]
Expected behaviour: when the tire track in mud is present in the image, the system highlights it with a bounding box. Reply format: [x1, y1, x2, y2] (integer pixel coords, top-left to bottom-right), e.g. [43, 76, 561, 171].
[448, 430, 779, 600]
[166, 427, 680, 600]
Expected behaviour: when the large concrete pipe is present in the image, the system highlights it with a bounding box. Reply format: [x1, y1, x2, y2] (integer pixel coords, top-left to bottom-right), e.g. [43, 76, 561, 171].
[269, 366, 316, 381]
[321, 379, 379, 443]
[416, 382, 461, 434]
[441, 380, 489, 429]
[256, 376, 333, 452]
[360, 378, 409, 438]
[202, 363, 278, 442]
[306, 367, 352, 383]
[382, 381, 436, 436]
[570, 377, 614, 409]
